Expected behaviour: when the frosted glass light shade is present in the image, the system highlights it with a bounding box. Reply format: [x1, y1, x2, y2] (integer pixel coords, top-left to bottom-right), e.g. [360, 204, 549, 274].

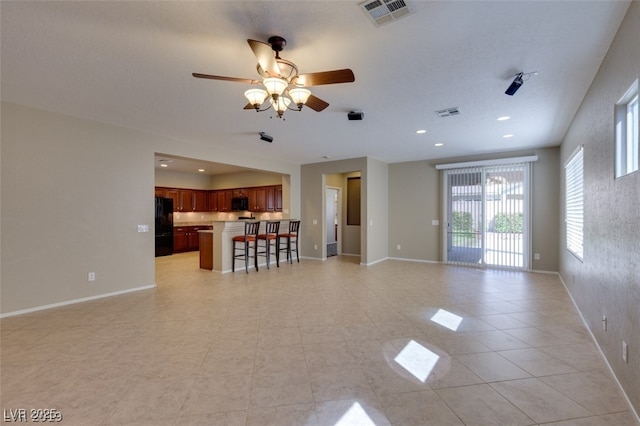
[270, 96, 291, 114]
[244, 88, 268, 106]
[288, 88, 311, 106]
[262, 77, 288, 96]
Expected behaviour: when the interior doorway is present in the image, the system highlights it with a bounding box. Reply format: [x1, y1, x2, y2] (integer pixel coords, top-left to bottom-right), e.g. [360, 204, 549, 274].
[325, 187, 340, 257]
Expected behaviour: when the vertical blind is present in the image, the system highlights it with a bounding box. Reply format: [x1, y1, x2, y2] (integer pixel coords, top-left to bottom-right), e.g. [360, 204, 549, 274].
[565, 145, 584, 260]
[444, 162, 528, 269]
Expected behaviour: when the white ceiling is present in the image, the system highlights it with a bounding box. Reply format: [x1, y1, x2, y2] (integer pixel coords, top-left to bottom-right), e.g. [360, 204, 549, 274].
[1, 1, 631, 171]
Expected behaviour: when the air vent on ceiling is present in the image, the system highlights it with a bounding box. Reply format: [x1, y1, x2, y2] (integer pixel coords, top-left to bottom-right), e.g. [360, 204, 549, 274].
[359, 0, 414, 27]
[435, 107, 460, 118]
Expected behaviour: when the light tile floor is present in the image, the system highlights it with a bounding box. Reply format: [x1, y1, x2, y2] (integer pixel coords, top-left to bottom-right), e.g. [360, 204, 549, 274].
[1, 253, 638, 425]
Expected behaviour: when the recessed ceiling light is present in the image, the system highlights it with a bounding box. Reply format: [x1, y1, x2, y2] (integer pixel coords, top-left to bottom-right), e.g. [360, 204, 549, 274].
[416, 129, 427, 134]
[497, 116, 511, 121]
[160, 164, 168, 168]
[503, 134, 514, 138]
[434, 143, 444, 147]
[198, 169, 205, 172]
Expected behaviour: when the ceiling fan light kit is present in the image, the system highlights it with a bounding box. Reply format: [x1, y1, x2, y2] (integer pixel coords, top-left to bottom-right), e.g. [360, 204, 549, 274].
[194, 36, 355, 120]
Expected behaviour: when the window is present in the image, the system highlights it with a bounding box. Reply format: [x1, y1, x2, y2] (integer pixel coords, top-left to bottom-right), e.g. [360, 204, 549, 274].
[565, 145, 584, 260]
[615, 79, 639, 178]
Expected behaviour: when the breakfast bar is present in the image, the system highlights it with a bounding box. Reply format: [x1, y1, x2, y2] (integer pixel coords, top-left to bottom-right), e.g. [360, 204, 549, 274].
[199, 220, 293, 273]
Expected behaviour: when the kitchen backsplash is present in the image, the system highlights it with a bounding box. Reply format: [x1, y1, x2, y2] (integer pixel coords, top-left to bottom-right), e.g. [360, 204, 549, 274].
[173, 211, 285, 226]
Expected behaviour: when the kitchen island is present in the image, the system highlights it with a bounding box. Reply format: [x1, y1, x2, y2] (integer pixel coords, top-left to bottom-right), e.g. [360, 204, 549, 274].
[199, 220, 293, 273]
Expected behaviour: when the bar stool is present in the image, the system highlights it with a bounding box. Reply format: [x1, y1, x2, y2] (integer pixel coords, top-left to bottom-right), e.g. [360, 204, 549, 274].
[278, 220, 300, 264]
[257, 221, 280, 269]
[232, 221, 260, 273]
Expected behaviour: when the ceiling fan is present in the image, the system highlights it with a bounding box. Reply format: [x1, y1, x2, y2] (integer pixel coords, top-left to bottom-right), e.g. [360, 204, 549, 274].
[193, 36, 355, 119]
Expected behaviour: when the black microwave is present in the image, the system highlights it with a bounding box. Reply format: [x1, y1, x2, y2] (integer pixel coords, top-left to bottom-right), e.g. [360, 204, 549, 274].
[231, 197, 249, 211]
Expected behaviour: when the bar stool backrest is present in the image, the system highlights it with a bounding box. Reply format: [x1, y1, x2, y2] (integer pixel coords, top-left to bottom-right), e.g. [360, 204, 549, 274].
[288, 220, 300, 235]
[245, 221, 260, 237]
[265, 220, 280, 235]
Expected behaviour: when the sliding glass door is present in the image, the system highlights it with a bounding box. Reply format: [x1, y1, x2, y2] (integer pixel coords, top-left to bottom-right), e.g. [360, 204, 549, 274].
[444, 162, 530, 269]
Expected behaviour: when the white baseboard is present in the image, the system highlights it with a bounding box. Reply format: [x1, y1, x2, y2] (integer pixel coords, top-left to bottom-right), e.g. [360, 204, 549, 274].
[557, 274, 640, 423]
[387, 256, 441, 264]
[361, 257, 389, 266]
[0, 284, 156, 319]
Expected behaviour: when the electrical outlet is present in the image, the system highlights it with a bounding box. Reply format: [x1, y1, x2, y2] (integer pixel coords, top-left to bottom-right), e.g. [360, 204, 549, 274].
[314, 244, 318, 250]
[88, 272, 96, 282]
[397, 244, 401, 250]
[602, 315, 607, 331]
[623, 341, 628, 363]
[534, 253, 540, 260]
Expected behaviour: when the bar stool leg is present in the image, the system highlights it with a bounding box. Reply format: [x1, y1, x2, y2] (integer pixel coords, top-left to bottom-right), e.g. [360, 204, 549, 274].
[244, 240, 249, 273]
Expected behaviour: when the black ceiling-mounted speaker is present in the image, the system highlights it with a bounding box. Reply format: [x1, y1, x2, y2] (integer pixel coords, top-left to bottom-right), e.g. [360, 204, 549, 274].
[505, 72, 524, 96]
[259, 132, 273, 143]
[348, 111, 364, 120]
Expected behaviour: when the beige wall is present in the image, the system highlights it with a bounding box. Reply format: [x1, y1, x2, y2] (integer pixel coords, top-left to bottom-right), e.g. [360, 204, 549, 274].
[388, 147, 560, 271]
[559, 1, 639, 414]
[365, 157, 389, 264]
[300, 158, 388, 265]
[155, 169, 211, 189]
[1, 102, 301, 315]
[209, 171, 284, 190]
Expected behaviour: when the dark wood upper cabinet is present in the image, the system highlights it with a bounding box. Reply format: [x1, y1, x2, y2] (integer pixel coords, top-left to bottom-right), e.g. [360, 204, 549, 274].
[208, 191, 218, 212]
[217, 190, 233, 212]
[249, 187, 267, 212]
[155, 185, 281, 213]
[274, 186, 283, 212]
[265, 186, 275, 212]
[192, 190, 208, 212]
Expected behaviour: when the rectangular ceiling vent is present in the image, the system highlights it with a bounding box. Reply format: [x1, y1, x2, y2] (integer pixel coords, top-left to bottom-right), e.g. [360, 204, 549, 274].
[359, 0, 414, 27]
[435, 107, 460, 118]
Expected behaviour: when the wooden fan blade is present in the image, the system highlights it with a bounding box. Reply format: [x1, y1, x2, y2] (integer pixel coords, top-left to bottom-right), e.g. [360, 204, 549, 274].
[247, 39, 281, 77]
[192, 73, 260, 84]
[305, 94, 329, 112]
[294, 69, 355, 87]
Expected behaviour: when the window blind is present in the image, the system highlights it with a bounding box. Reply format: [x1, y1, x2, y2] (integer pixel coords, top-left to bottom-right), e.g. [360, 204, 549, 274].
[565, 145, 584, 260]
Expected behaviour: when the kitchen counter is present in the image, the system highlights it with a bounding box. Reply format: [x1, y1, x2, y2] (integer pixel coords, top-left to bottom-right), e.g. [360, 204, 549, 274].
[198, 220, 294, 273]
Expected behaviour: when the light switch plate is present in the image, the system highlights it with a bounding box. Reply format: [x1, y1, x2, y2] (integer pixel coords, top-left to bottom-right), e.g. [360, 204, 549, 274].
[137, 224, 149, 233]
[432, 220, 439, 226]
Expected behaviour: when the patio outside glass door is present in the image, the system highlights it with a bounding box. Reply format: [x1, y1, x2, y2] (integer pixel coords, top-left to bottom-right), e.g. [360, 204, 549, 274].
[444, 163, 529, 269]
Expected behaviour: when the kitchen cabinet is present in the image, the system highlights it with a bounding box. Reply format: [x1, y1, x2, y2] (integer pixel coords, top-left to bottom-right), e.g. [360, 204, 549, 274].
[208, 191, 219, 212]
[233, 188, 248, 198]
[274, 185, 283, 212]
[217, 190, 233, 212]
[265, 186, 275, 212]
[155, 185, 281, 213]
[192, 190, 208, 212]
[173, 225, 212, 253]
[248, 187, 267, 212]
[164, 188, 180, 211]
[173, 227, 190, 252]
[176, 189, 208, 212]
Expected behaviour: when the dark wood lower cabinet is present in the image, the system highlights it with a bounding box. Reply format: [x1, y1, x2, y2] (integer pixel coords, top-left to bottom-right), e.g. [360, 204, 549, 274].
[173, 226, 212, 253]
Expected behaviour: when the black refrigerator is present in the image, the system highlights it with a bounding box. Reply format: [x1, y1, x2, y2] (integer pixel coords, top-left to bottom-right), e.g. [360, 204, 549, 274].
[155, 197, 174, 257]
